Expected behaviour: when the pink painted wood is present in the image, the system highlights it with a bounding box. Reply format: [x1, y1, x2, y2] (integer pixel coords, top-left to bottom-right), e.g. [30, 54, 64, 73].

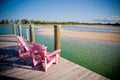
[33, 43, 61, 72]
[17, 36, 42, 67]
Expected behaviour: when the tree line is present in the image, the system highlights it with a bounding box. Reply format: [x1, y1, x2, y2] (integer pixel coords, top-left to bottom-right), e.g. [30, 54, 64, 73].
[0, 19, 102, 25]
[0, 19, 120, 26]
[0, 19, 84, 25]
[0, 19, 29, 24]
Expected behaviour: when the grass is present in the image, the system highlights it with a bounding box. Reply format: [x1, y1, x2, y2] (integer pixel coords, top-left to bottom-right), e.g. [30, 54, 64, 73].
[35, 34, 120, 79]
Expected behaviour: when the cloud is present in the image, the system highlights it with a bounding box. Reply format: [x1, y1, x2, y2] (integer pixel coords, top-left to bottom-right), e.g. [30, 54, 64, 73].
[93, 16, 120, 23]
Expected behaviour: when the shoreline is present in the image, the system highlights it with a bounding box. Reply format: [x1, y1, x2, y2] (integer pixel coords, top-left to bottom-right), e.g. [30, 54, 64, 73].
[37, 25, 120, 42]
[62, 24, 120, 29]
[0, 24, 119, 29]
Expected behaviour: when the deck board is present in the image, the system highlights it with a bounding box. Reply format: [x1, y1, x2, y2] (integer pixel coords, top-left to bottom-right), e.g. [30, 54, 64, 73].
[0, 35, 110, 80]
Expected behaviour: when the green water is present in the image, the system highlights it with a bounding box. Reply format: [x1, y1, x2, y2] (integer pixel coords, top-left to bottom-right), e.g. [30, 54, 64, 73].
[0, 26, 29, 39]
[35, 33, 120, 79]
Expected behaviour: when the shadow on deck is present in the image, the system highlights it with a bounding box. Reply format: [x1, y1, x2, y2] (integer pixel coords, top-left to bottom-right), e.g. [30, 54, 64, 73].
[0, 35, 109, 80]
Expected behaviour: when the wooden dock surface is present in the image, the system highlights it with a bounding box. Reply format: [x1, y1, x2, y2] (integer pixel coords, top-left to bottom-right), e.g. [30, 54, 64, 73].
[0, 35, 109, 80]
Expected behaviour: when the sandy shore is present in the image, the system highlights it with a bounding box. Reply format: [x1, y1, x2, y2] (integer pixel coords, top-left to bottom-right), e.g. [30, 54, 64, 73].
[37, 25, 120, 42]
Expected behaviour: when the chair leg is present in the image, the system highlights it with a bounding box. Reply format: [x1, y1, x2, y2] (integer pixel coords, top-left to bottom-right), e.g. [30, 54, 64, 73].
[43, 59, 48, 72]
[43, 64, 47, 72]
[55, 54, 58, 64]
[31, 52, 36, 66]
[45, 67, 47, 72]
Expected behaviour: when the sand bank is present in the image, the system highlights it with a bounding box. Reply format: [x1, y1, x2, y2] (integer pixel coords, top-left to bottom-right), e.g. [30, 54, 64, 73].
[37, 25, 120, 42]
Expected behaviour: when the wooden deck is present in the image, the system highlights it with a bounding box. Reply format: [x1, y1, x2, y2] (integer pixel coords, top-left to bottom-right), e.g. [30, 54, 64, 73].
[0, 35, 110, 80]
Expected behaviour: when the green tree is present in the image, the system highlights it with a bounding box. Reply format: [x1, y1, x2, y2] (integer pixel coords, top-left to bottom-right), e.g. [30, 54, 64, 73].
[15, 19, 20, 24]
[9, 20, 14, 24]
[0, 20, 9, 24]
[21, 19, 30, 24]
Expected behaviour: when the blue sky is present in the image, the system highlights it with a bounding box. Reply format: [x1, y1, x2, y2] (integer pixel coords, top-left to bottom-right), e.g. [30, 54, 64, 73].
[0, 0, 120, 23]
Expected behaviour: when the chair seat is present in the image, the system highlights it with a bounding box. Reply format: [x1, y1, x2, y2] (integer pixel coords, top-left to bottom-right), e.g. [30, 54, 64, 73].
[19, 51, 30, 58]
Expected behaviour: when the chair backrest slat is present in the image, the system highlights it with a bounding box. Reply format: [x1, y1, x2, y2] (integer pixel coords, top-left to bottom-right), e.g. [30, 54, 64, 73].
[17, 36, 30, 51]
[33, 43, 47, 60]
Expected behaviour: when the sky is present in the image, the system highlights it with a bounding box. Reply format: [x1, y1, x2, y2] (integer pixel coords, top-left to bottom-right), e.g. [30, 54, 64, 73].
[0, 0, 120, 23]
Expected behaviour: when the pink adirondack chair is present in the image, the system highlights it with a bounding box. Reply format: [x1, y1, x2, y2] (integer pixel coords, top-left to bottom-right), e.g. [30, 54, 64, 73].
[32, 43, 61, 72]
[17, 36, 42, 67]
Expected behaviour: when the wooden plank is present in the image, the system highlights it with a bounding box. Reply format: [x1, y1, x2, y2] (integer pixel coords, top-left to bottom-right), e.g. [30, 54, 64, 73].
[59, 67, 90, 80]
[10, 70, 31, 78]
[39, 64, 79, 80]
[0, 68, 19, 75]
[19, 70, 43, 80]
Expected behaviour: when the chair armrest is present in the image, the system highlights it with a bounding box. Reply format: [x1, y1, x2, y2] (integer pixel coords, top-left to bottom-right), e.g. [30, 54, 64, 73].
[18, 44, 34, 52]
[46, 49, 61, 57]
[18, 44, 33, 48]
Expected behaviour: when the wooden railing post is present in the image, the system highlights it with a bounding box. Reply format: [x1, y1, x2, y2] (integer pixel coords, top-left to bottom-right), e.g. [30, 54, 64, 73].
[30, 24, 35, 42]
[54, 25, 61, 55]
[12, 24, 16, 35]
[26, 28, 29, 41]
[18, 24, 22, 36]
